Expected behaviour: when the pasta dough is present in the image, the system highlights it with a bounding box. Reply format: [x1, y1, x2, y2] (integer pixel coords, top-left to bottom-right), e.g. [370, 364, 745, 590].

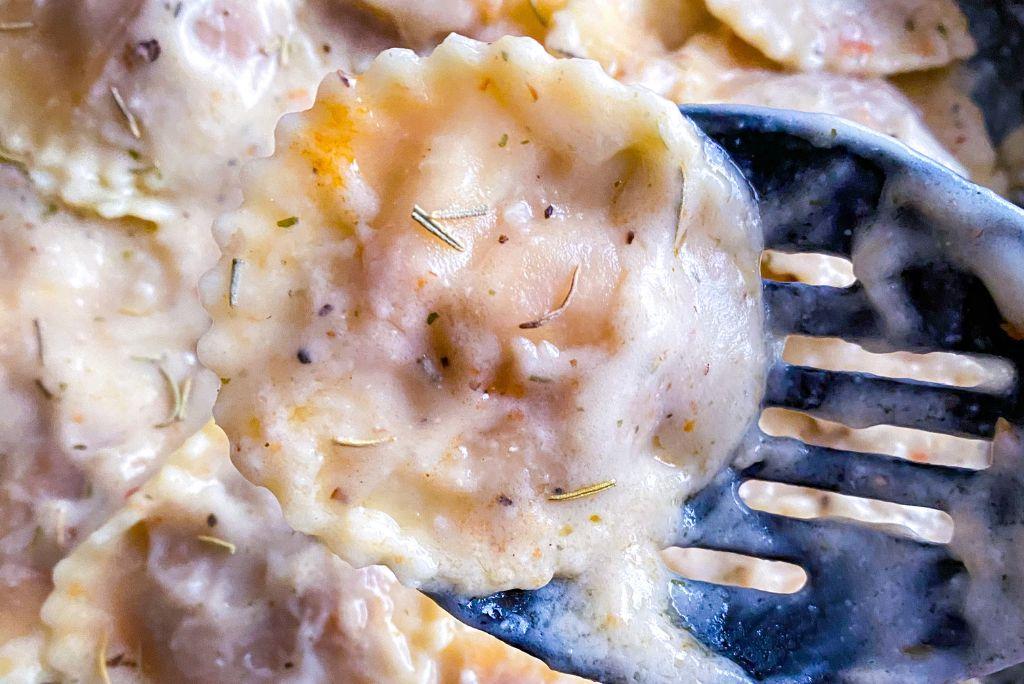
[200, 34, 763, 681]
[41, 422, 579, 683]
[703, 0, 975, 75]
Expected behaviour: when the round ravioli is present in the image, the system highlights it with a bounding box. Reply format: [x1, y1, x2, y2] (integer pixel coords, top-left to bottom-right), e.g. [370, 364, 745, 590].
[703, 0, 976, 76]
[200, 34, 762, 681]
[0, 0, 393, 222]
[41, 422, 579, 683]
[544, 0, 718, 85]
[893, 66, 1008, 194]
[659, 33, 966, 174]
[355, 0, 560, 50]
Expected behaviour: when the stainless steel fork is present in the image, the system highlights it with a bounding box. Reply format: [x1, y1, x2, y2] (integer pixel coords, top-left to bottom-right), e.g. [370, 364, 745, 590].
[430, 105, 1024, 683]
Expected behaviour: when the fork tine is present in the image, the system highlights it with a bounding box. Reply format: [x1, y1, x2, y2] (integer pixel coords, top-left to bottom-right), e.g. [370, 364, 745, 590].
[686, 113, 883, 259]
[745, 434, 975, 510]
[764, 280, 880, 341]
[429, 580, 590, 679]
[764, 278, 1022, 357]
[764, 363, 1013, 439]
[674, 466, 973, 683]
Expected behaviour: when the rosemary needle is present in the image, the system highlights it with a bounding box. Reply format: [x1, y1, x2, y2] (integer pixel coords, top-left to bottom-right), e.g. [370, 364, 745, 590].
[411, 205, 465, 251]
[673, 167, 687, 253]
[519, 265, 580, 329]
[154, 364, 183, 427]
[98, 631, 112, 684]
[229, 257, 243, 307]
[428, 205, 489, 221]
[333, 435, 395, 447]
[548, 479, 616, 501]
[196, 534, 236, 554]
[32, 318, 44, 365]
[110, 86, 141, 139]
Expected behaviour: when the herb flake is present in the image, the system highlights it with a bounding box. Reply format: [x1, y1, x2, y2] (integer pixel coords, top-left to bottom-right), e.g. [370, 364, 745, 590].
[110, 86, 141, 139]
[277, 216, 299, 228]
[196, 534, 236, 554]
[33, 318, 44, 365]
[428, 205, 489, 220]
[229, 257, 243, 307]
[548, 479, 616, 501]
[411, 205, 465, 251]
[332, 435, 395, 447]
[519, 265, 580, 329]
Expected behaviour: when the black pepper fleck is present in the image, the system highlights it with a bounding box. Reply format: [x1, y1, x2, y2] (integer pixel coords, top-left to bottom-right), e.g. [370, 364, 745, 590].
[498, 234, 509, 244]
[440, 356, 450, 368]
[318, 303, 334, 316]
[496, 494, 513, 506]
[207, 513, 218, 527]
[296, 348, 312, 364]
[135, 39, 161, 63]
[544, 204, 554, 219]
[626, 230, 635, 244]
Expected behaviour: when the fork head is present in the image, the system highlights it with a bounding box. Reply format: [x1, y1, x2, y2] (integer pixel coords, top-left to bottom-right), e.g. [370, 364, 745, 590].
[431, 105, 1024, 683]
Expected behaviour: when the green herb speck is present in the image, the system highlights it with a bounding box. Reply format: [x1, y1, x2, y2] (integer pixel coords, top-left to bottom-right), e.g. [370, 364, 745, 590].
[277, 216, 299, 228]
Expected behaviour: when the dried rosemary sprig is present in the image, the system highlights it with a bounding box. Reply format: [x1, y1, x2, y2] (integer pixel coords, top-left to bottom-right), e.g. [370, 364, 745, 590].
[519, 265, 580, 329]
[110, 86, 141, 139]
[332, 435, 394, 447]
[548, 479, 616, 501]
[196, 534, 237, 554]
[411, 205, 465, 251]
[229, 257, 243, 307]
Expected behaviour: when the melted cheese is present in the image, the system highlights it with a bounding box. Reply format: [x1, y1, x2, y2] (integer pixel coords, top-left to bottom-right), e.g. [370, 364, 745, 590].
[199, 34, 763, 680]
[703, 0, 976, 75]
[41, 422, 579, 682]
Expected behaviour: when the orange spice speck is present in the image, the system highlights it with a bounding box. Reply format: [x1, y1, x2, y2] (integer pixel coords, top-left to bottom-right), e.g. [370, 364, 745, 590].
[683, 419, 695, 433]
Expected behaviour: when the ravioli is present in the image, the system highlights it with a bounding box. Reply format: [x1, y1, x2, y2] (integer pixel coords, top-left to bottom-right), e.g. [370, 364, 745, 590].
[200, 34, 763, 680]
[0, 165, 216, 654]
[356, 0, 559, 49]
[544, 0, 715, 79]
[41, 422, 578, 683]
[894, 67, 1007, 193]
[0, 0, 393, 223]
[671, 32, 966, 173]
[703, 0, 976, 76]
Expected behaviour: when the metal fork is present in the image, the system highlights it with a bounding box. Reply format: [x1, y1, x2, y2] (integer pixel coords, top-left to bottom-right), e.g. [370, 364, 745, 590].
[430, 105, 1024, 683]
